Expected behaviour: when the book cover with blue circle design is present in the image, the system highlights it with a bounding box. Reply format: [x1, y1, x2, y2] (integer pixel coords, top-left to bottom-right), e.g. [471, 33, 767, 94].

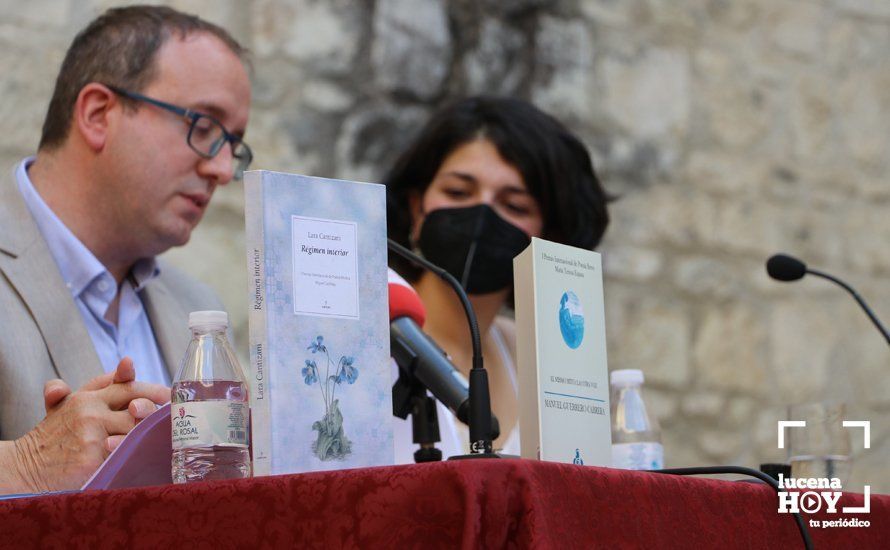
[514, 237, 611, 466]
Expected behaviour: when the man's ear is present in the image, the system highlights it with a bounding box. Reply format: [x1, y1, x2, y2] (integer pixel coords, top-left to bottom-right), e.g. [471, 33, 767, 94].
[408, 190, 425, 244]
[72, 83, 117, 152]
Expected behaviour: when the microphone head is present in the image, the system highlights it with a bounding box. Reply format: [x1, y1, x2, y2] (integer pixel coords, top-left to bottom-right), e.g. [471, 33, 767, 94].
[388, 268, 426, 326]
[766, 253, 808, 282]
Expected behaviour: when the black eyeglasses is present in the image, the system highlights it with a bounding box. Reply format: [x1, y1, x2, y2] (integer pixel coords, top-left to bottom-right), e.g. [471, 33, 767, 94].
[106, 85, 253, 180]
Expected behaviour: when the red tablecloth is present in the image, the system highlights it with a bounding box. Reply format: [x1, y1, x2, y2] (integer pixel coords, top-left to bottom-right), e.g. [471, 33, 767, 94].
[0, 459, 884, 548]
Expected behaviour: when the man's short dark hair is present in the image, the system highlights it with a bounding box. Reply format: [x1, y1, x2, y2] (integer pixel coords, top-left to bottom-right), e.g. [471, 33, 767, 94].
[39, 4, 247, 150]
[384, 96, 611, 284]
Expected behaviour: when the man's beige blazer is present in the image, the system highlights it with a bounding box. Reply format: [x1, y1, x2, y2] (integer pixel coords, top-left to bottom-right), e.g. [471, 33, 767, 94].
[0, 166, 223, 439]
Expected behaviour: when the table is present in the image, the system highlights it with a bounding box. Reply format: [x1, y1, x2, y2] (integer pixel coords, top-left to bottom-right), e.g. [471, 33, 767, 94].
[0, 459, 885, 548]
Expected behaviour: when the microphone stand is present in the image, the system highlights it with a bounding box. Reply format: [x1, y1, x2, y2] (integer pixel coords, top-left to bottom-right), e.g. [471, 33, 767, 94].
[388, 239, 499, 458]
[806, 268, 890, 346]
[392, 370, 443, 462]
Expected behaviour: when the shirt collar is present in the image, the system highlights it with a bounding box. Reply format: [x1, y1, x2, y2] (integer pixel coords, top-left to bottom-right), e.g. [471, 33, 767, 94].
[15, 157, 160, 297]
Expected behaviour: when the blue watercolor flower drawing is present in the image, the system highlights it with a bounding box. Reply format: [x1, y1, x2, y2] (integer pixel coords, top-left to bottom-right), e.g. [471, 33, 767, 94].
[302, 335, 359, 460]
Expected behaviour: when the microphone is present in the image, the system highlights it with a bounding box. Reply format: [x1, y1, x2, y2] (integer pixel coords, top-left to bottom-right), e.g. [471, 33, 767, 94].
[388, 270, 499, 439]
[766, 253, 890, 346]
[765, 253, 806, 281]
[388, 239, 498, 457]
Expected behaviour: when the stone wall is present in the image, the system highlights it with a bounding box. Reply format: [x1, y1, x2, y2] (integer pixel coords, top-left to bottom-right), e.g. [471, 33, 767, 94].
[1, 0, 887, 490]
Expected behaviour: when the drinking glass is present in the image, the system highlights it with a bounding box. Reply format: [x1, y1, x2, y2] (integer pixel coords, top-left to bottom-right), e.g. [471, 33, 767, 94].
[787, 402, 851, 483]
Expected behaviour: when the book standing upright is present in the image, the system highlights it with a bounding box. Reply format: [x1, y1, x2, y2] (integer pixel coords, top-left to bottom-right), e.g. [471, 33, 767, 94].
[245, 170, 393, 475]
[514, 237, 612, 466]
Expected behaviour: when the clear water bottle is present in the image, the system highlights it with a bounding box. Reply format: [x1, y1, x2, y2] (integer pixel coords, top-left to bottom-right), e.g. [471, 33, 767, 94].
[610, 369, 664, 470]
[172, 311, 251, 483]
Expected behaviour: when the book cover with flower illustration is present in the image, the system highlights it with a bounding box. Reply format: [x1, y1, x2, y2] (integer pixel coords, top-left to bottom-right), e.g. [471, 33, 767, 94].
[244, 170, 393, 476]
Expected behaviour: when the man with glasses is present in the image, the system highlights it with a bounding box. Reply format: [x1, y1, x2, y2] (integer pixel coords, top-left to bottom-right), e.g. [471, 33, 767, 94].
[0, 6, 252, 493]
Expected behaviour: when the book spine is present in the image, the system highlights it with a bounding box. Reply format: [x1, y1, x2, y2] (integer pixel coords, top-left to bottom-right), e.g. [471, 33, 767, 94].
[244, 172, 272, 476]
[513, 242, 541, 460]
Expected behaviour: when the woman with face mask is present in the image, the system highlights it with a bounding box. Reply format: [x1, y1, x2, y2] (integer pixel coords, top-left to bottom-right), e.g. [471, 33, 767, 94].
[385, 96, 610, 462]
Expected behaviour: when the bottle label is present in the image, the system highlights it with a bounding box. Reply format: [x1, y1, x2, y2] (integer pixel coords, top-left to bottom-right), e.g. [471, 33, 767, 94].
[171, 401, 249, 450]
[611, 442, 664, 470]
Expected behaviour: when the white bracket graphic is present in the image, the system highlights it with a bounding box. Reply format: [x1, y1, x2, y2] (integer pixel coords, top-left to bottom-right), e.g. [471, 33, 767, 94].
[843, 485, 871, 514]
[842, 421, 870, 449]
[841, 420, 871, 513]
[778, 420, 806, 449]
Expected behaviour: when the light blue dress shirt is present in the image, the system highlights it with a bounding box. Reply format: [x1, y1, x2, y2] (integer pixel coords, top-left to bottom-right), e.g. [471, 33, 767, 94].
[16, 158, 171, 386]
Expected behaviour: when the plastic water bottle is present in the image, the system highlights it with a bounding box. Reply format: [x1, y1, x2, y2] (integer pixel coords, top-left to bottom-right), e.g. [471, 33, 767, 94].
[610, 369, 664, 470]
[172, 311, 251, 483]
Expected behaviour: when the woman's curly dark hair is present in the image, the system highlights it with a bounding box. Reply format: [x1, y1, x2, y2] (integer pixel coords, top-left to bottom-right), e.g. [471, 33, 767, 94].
[384, 96, 611, 283]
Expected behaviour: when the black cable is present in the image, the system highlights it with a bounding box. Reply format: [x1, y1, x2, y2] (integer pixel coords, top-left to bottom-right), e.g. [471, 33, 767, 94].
[649, 466, 813, 550]
[388, 239, 483, 366]
[808, 268, 890, 345]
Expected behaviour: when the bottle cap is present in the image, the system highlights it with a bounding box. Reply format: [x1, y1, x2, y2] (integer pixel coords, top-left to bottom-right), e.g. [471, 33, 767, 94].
[188, 310, 228, 330]
[610, 369, 644, 387]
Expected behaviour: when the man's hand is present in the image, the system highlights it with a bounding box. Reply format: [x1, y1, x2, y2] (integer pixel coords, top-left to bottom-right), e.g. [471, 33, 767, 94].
[41, 358, 167, 451]
[5, 358, 169, 493]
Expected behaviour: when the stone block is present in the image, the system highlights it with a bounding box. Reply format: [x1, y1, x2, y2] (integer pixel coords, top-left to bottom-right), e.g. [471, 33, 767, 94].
[680, 391, 725, 419]
[335, 103, 428, 183]
[464, 18, 525, 96]
[834, 0, 890, 19]
[613, 186, 699, 247]
[593, 135, 677, 190]
[752, 405, 788, 465]
[809, 211, 856, 259]
[692, 196, 802, 257]
[605, 287, 691, 389]
[827, 307, 890, 407]
[249, 109, 319, 175]
[768, 300, 839, 403]
[726, 396, 756, 428]
[843, 207, 890, 274]
[692, 49, 774, 150]
[660, 426, 704, 469]
[789, 73, 836, 162]
[280, 107, 343, 174]
[694, 304, 769, 395]
[836, 71, 890, 171]
[250, 58, 305, 108]
[768, 1, 825, 58]
[601, 48, 690, 139]
[684, 151, 768, 196]
[703, 0, 761, 30]
[253, 0, 359, 72]
[371, 0, 450, 100]
[579, 0, 644, 27]
[825, 17, 890, 71]
[302, 80, 353, 113]
[850, 173, 890, 202]
[532, 16, 596, 122]
[697, 426, 744, 461]
[600, 244, 662, 281]
[673, 256, 743, 299]
[164, 1, 247, 39]
[0, 29, 62, 155]
[646, 0, 701, 32]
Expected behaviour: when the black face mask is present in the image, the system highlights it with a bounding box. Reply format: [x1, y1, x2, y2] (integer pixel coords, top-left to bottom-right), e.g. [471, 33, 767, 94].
[416, 204, 532, 295]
